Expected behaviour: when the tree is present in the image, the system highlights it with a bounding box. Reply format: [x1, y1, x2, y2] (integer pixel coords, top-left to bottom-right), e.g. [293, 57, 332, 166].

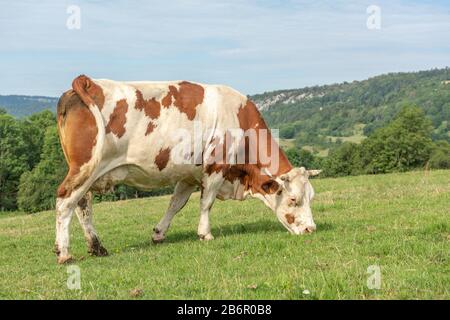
[22, 110, 56, 168]
[0, 114, 30, 210]
[17, 126, 67, 213]
[428, 140, 450, 169]
[322, 142, 362, 177]
[285, 148, 320, 169]
[0, 111, 57, 211]
[360, 106, 433, 173]
[280, 124, 295, 139]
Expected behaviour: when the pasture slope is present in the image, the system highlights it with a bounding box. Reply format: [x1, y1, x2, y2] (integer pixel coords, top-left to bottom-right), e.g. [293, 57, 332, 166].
[0, 170, 448, 299]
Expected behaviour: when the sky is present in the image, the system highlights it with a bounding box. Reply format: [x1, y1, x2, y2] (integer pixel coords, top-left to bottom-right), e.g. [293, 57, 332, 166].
[0, 0, 449, 96]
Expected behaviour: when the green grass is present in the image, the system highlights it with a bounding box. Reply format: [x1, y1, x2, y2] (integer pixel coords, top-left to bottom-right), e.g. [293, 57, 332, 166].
[0, 170, 449, 299]
[327, 123, 367, 145]
[327, 134, 366, 144]
[302, 145, 330, 157]
[280, 124, 367, 156]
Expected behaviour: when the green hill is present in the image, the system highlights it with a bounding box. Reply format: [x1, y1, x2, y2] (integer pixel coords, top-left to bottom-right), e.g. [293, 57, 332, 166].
[0, 170, 448, 299]
[253, 68, 450, 147]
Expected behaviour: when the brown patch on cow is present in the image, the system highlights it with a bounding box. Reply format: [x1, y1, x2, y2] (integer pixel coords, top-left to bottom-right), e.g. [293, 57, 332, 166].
[105, 99, 128, 138]
[71, 75, 105, 110]
[161, 87, 175, 108]
[154, 148, 171, 171]
[56, 90, 98, 198]
[135, 90, 160, 137]
[160, 82, 204, 120]
[261, 180, 280, 194]
[135, 90, 160, 119]
[145, 122, 155, 136]
[285, 213, 295, 224]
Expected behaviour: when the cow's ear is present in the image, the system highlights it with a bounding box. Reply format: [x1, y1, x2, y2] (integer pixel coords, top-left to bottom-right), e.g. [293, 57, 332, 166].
[261, 179, 280, 194]
[307, 169, 322, 177]
[281, 167, 305, 181]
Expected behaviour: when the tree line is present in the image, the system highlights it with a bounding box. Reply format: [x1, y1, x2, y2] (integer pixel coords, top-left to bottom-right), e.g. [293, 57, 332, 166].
[0, 106, 449, 213]
[285, 106, 450, 176]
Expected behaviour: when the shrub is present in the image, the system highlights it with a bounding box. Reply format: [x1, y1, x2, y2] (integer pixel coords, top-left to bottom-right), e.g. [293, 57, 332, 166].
[322, 142, 362, 177]
[285, 148, 321, 169]
[428, 140, 450, 169]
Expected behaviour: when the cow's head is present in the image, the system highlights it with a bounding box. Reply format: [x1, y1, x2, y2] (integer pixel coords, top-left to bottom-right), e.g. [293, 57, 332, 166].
[258, 167, 321, 235]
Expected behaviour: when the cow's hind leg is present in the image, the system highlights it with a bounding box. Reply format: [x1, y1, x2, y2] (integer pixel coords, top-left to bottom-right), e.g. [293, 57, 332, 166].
[55, 197, 76, 264]
[55, 168, 97, 264]
[75, 191, 108, 256]
[152, 181, 196, 243]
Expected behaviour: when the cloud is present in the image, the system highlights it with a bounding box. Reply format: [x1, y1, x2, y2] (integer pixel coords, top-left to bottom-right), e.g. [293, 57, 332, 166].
[0, 0, 449, 96]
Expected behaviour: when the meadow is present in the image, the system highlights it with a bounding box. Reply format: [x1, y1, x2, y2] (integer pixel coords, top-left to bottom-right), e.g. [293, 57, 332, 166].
[0, 170, 448, 299]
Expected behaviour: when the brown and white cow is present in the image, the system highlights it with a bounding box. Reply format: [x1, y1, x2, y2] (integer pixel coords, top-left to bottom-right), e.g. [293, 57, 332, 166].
[55, 75, 321, 264]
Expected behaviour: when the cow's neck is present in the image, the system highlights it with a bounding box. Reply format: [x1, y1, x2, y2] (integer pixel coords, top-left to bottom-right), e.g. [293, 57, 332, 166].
[236, 99, 292, 177]
[209, 99, 293, 202]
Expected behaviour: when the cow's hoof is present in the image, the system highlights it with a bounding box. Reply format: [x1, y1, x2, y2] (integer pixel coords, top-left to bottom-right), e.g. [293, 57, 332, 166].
[57, 255, 74, 264]
[88, 237, 109, 256]
[152, 232, 165, 244]
[53, 244, 61, 256]
[199, 233, 214, 241]
[89, 245, 109, 257]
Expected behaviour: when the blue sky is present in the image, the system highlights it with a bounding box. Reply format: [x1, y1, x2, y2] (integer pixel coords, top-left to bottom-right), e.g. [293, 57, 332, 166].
[0, 0, 449, 96]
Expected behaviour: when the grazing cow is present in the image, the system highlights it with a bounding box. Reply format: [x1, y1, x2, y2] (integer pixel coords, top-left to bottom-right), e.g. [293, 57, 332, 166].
[55, 75, 321, 264]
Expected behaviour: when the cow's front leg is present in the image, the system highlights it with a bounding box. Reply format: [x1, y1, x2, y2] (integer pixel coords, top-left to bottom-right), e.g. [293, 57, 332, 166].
[75, 192, 108, 256]
[198, 173, 223, 241]
[55, 198, 76, 264]
[152, 181, 196, 243]
[198, 205, 214, 241]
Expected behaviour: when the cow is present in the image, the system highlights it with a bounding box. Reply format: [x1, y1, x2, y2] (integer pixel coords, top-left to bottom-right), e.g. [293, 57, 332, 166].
[55, 75, 321, 264]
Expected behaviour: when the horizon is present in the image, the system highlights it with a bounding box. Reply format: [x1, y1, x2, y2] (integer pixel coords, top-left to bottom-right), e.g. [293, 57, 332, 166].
[1, 1, 450, 96]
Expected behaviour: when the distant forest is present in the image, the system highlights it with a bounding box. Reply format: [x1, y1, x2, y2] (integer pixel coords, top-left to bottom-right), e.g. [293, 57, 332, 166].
[256, 68, 450, 150]
[0, 95, 58, 118]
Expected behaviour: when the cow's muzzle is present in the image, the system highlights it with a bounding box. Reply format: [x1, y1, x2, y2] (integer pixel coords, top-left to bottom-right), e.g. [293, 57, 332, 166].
[292, 224, 316, 235]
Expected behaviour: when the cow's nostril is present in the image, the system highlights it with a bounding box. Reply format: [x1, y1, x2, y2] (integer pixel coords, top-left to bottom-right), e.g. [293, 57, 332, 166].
[305, 226, 316, 233]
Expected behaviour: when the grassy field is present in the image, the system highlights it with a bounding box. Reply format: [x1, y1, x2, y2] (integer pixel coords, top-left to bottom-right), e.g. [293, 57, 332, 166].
[280, 124, 367, 157]
[279, 138, 295, 150]
[327, 123, 367, 144]
[0, 170, 449, 299]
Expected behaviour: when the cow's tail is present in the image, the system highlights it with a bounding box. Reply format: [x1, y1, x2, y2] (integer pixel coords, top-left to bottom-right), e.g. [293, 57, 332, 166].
[71, 75, 106, 170]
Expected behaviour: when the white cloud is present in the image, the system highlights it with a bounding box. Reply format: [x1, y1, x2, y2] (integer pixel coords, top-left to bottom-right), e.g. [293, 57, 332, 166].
[0, 0, 449, 95]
